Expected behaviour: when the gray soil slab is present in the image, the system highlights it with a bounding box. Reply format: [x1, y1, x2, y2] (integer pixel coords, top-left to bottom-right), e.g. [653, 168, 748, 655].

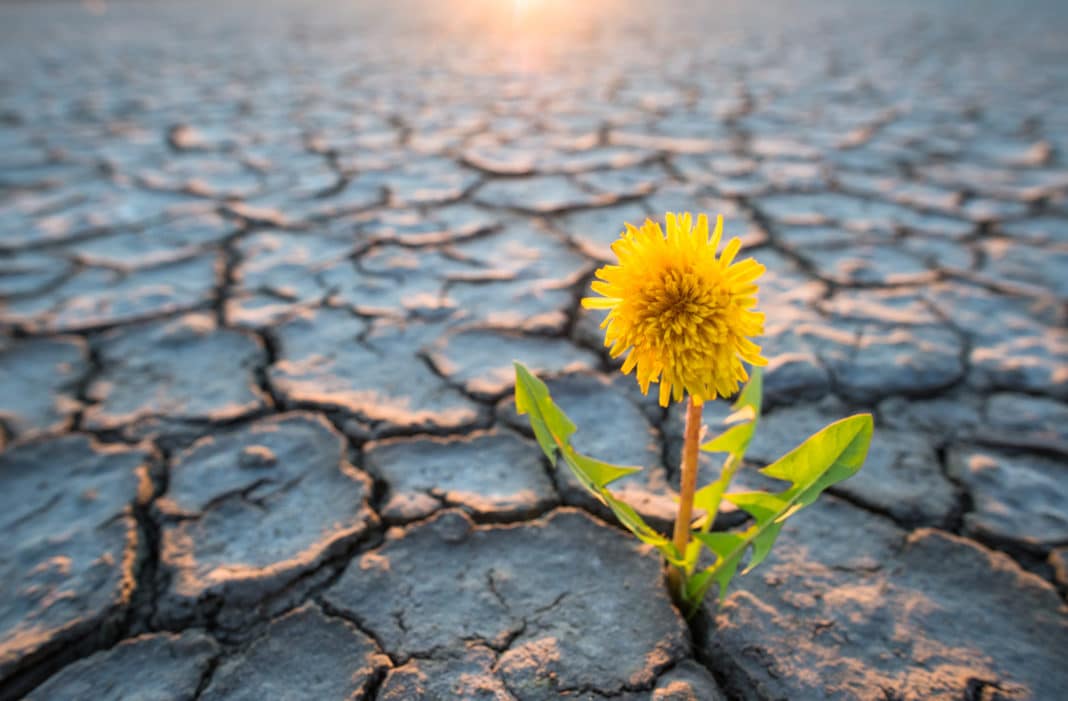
[653, 660, 728, 701]
[62, 213, 236, 269]
[877, 394, 985, 442]
[0, 335, 86, 439]
[154, 413, 375, 627]
[1002, 216, 1068, 246]
[744, 399, 960, 528]
[199, 604, 389, 701]
[429, 328, 601, 400]
[139, 154, 266, 200]
[946, 447, 1068, 553]
[922, 282, 1068, 400]
[756, 192, 925, 237]
[0, 250, 71, 298]
[232, 230, 353, 305]
[83, 313, 268, 435]
[0, 436, 154, 685]
[817, 287, 942, 326]
[698, 497, 1068, 701]
[0, 255, 219, 333]
[322, 246, 496, 318]
[971, 332, 1068, 401]
[755, 249, 828, 310]
[760, 313, 834, 404]
[366, 156, 480, 207]
[449, 218, 592, 286]
[364, 427, 557, 523]
[377, 643, 514, 700]
[244, 179, 383, 224]
[268, 308, 485, 433]
[554, 201, 651, 261]
[323, 509, 689, 697]
[25, 631, 219, 701]
[984, 393, 1068, 446]
[575, 165, 662, 200]
[445, 277, 575, 334]
[803, 322, 965, 403]
[0, 185, 207, 250]
[360, 203, 499, 246]
[794, 243, 934, 286]
[475, 175, 613, 214]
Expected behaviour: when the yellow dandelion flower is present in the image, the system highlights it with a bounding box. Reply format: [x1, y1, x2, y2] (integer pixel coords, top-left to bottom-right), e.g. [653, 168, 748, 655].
[582, 213, 767, 407]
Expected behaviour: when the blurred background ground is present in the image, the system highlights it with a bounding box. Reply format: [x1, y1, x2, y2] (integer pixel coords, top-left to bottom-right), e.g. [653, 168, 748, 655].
[1, 1, 1066, 699]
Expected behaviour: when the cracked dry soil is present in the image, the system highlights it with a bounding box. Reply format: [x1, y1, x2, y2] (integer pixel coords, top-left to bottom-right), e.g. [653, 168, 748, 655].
[1, 0, 1067, 699]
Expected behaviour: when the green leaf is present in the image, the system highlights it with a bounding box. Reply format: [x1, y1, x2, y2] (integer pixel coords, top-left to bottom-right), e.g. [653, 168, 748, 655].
[746, 520, 784, 574]
[693, 368, 764, 535]
[682, 539, 703, 574]
[692, 479, 729, 530]
[689, 531, 748, 607]
[689, 412, 873, 607]
[759, 414, 874, 508]
[700, 422, 754, 454]
[733, 365, 764, 414]
[684, 569, 713, 606]
[602, 490, 674, 553]
[724, 491, 789, 521]
[513, 362, 672, 561]
[514, 362, 576, 460]
[692, 531, 748, 563]
[719, 492, 787, 574]
[514, 364, 641, 490]
[569, 451, 642, 490]
[700, 367, 763, 456]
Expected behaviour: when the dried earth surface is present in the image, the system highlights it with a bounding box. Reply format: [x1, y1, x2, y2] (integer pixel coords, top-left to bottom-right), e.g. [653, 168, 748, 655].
[1, 0, 1066, 698]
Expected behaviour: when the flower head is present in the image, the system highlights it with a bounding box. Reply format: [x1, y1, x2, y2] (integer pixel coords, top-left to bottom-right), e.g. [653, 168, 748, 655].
[582, 213, 766, 406]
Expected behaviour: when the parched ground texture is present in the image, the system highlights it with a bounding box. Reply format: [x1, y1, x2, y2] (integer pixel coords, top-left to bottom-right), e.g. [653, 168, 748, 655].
[1, 0, 1067, 699]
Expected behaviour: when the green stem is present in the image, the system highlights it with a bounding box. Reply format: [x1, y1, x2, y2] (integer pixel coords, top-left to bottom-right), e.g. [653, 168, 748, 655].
[668, 396, 703, 596]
